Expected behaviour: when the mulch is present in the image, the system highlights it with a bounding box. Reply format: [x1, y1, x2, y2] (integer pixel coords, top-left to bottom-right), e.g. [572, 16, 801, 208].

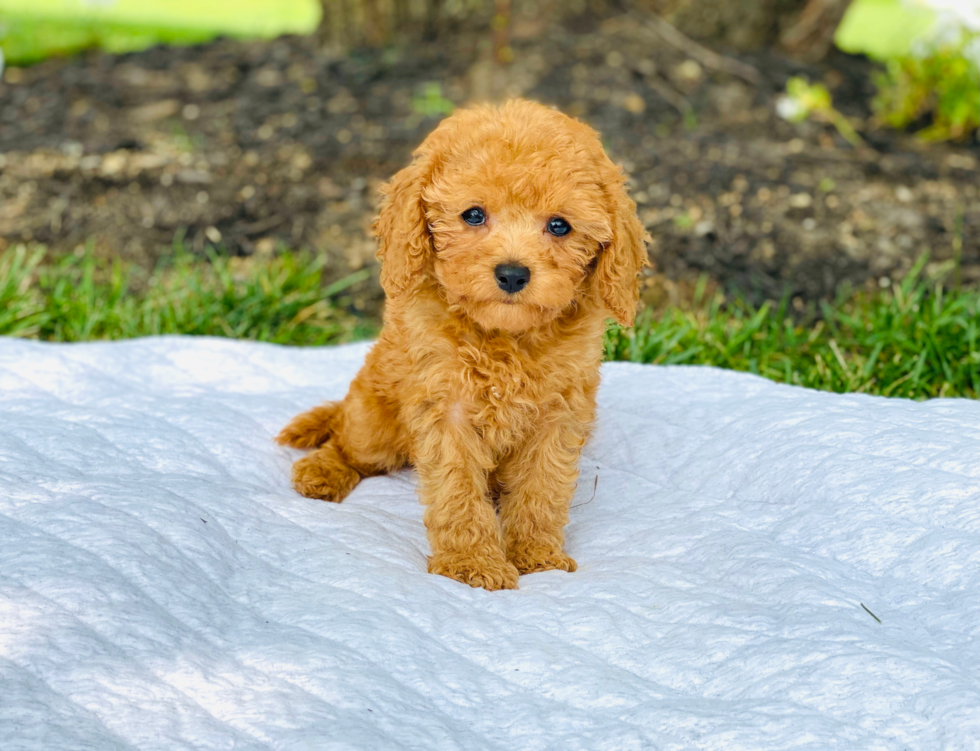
[1, 7, 977, 317]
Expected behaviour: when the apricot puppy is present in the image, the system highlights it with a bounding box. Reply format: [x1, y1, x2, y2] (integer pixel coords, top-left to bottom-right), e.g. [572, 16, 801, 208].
[278, 99, 648, 590]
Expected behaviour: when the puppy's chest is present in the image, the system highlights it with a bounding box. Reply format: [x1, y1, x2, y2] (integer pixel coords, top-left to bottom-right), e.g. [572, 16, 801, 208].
[457, 344, 573, 435]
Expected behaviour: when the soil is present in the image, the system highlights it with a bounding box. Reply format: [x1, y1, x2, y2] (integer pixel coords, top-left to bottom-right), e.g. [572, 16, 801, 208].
[1, 7, 977, 317]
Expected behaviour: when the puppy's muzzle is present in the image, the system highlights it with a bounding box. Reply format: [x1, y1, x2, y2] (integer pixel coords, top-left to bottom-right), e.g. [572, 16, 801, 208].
[494, 264, 531, 294]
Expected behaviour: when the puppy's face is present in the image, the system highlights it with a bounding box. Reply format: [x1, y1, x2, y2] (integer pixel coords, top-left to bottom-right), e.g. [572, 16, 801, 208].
[424, 140, 613, 332]
[375, 100, 648, 332]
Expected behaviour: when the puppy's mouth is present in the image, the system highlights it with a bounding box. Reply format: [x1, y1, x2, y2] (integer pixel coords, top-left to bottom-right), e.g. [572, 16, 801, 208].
[461, 295, 540, 312]
[486, 296, 565, 318]
[436, 267, 575, 331]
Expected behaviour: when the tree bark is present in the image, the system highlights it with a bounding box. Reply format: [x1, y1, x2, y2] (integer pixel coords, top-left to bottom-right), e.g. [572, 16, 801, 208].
[644, 0, 852, 60]
[318, 0, 851, 61]
[317, 0, 466, 48]
[779, 0, 854, 61]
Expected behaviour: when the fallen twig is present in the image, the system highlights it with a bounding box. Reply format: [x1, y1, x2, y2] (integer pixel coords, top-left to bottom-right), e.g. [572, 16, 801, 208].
[571, 475, 599, 510]
[860, 602, 882, 624]
[629, 5, 760, 85]
[647, 76, 695, 120]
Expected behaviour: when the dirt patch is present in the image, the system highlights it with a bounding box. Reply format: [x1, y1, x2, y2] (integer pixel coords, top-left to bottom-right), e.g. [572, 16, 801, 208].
[1, 9, 977, 316]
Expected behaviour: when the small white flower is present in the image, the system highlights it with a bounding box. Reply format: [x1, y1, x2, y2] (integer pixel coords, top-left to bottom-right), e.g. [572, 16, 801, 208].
[776, 96, 807, 123]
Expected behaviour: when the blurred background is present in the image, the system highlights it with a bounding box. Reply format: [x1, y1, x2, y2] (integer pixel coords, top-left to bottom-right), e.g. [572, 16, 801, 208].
[0, 0, 977, 355]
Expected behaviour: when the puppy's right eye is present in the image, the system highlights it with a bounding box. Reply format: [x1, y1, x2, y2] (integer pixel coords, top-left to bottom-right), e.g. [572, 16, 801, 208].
[461, 207, 486, 226]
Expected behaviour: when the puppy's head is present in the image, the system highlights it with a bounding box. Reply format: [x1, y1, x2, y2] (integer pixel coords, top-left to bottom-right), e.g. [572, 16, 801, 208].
[375, 99, 648, 332]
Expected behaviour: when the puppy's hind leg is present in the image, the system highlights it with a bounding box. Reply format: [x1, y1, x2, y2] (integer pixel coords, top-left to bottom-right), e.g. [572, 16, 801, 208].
[276, 403, 340, 449]
[290, 440, 361, 502]
[277, 402, 358, 503]
[280, 378, 409, 504]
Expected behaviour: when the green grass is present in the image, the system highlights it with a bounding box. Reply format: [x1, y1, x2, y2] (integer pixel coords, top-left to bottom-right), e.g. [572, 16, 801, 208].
[0, 246, 374, 344]
[606, 255, 978, 399]
[0, 17, 216, 65]
[2, 246, 977, 399]
[0, 0, 320, 64]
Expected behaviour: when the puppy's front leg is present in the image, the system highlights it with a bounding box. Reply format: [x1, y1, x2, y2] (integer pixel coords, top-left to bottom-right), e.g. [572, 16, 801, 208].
[415, 407, 519, 591]
[498, 414, 585, 575]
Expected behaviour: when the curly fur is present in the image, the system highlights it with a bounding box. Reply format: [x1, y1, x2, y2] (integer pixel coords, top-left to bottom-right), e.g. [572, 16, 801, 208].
[278, 99, 649, 590]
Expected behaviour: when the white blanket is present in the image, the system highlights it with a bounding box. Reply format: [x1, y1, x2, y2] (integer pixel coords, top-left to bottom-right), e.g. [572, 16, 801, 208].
[1, 337, 977, 750]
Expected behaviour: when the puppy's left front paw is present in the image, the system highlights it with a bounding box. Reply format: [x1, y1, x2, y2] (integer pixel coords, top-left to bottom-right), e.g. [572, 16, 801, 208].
[508, 545, 578, 575]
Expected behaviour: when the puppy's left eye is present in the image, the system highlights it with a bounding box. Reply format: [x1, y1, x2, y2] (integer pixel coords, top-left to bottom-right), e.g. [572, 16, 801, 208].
[547, 217, 572, 237]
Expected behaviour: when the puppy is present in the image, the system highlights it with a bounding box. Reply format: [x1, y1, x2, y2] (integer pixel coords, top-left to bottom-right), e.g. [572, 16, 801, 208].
[277, 99, 648, 590]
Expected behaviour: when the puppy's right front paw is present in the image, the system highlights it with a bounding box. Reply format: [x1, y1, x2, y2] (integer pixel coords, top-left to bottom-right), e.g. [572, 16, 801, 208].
[429, 552, 519, 591]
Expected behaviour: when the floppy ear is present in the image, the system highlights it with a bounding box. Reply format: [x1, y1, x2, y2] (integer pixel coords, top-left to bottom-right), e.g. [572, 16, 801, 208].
[374, 150, 437, 299]
[593, 160, 650, 327]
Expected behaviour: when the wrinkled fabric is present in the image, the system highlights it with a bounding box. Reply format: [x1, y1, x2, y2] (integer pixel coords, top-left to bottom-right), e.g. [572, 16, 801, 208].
[1, 336, 977, 751]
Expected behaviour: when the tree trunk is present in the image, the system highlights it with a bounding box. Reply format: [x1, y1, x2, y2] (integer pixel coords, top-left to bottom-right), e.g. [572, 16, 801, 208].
[778, 0, 855, 61]
[318, 0, 851, 60]
[317, 0, 474, 49]
[649, 0, 852, 60]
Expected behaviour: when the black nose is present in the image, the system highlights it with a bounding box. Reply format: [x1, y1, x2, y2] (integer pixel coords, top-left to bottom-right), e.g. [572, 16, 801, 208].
[494, 264, 531, 294]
